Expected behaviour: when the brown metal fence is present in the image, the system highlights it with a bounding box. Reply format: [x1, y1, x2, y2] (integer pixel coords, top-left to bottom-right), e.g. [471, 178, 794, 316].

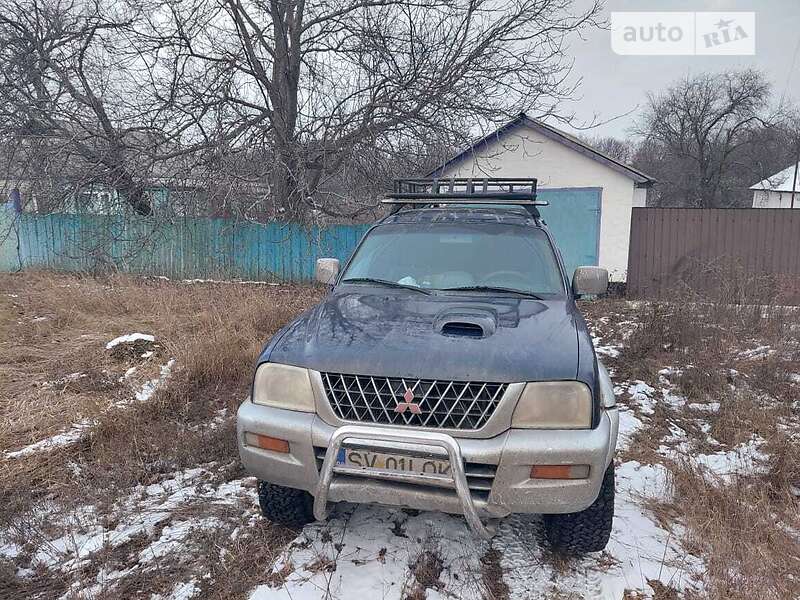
[627, 208, 800, 302]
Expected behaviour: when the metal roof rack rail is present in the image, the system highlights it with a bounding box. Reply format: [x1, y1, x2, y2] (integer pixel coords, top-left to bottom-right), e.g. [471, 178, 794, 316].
[383, 178, 548, 218]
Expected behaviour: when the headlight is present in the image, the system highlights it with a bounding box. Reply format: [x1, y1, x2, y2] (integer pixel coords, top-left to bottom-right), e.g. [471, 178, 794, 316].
[251, 363, 315, 412]
[511, 381, 593, 429]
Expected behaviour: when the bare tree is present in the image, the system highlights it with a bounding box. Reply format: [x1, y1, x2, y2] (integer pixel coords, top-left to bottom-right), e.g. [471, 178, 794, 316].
[579, 135, 636, 163]
[151, 0, 601, 219]
[0, 0, 218, 214]
[636, 69, 777, 208]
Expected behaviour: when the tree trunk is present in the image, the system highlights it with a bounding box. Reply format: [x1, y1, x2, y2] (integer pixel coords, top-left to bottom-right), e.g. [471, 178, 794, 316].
[269, 0, 303, 217]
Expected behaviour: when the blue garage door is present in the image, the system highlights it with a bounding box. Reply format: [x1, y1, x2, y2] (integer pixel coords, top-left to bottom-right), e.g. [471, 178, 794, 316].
[536, 187, 601, 278]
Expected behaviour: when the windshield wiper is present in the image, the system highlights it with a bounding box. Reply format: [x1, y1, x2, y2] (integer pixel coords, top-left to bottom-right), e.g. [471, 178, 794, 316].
[340, 277, 432, 295]
[440, 285, 544, 300]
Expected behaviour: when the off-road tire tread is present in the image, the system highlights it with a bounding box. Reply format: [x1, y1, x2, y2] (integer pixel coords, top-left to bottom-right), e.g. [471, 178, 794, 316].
[544, 463, 615, 554]
[257, 481, 315, 527]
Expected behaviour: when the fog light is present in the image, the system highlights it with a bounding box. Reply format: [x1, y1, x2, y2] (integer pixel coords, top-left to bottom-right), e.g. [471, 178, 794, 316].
[530, 464, 590, 480]
[245, 432, 290, 453]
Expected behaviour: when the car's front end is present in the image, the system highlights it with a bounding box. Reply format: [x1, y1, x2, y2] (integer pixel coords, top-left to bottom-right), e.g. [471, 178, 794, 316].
[237, 204, 618, 551]
[238, 362, 618, 539]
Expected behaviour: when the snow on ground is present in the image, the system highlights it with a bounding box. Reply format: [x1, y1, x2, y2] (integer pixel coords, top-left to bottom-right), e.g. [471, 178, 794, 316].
[4, 419, 93, 459]
[4, 358, 175, 459]
[135, 359, 176, 402]
[683, 436, 770, 484]
[248, 387, 704, 600]
[5, 465, 253, 600]
[592, 335, 621, 358]
[105, 332, 156, 350]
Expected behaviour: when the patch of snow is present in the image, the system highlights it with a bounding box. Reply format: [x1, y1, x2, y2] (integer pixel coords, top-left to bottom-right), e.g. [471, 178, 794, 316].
[627, 381, 657, 415]
[617, 409, 644, 451]
[692, 436, 770, 484]
[6, 359, 175, 459]
[593, 336, 621, 358]
[688, 402, 720, 413]
[153, 579, 201, 600]
[135, 359, 175, 402]
[737, 345, 774, 360]
[249, 459, 703, 600]
[6, 293, 19, 298]
[0, 538, 21, 559]
[180, 277, 279, 286]
[789, 373, 800, 384]
[5, 420, 93, 459]
[661, 388, 686, 409]
[138, 519, 223, 564]
[18, 465, 252, 597]
[106, 333, 155, 350]
[32, 316, 48, 322]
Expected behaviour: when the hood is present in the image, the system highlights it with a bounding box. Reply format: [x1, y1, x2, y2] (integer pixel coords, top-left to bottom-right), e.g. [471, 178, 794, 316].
[262, 289, 586, 383]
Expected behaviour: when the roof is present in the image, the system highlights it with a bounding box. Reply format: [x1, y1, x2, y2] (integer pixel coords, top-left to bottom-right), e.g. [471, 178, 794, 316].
[427, 112, 657, 186]
[750, 162, 800, 192]
[379, 205, 538, 227]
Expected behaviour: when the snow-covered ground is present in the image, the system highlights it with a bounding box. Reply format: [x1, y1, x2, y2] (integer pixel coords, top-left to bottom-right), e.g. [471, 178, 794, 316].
[248, 407, 704, 600]
[1, 466, 254, 600]
[5, 303, 797, 600]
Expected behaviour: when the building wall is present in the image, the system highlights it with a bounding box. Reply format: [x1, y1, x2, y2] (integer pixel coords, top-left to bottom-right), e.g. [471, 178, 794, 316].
[752, 190, 800, 208]
[436, 123, 639, 280]
[633, 187, 648, 208]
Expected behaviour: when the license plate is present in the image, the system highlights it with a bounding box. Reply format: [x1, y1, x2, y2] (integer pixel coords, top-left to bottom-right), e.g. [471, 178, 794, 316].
[336, 448, 451, 477]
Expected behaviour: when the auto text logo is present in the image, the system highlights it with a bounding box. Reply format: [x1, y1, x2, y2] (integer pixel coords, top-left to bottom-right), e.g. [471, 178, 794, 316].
[611, 12, 755, 56]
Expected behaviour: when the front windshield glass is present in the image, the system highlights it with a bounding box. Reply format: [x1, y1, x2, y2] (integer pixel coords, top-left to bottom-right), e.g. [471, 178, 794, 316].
[340, 223, 565, 297]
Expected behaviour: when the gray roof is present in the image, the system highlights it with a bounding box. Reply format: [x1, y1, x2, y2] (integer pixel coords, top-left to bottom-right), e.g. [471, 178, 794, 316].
[427, 113, 656, 186]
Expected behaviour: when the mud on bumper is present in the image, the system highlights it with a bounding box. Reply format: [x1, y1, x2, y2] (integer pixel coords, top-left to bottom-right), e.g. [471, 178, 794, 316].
[237, 401, 618, 536]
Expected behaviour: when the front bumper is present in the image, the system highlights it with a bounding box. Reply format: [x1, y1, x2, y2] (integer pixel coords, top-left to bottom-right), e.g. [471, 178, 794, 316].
[237, 400, 619, 532]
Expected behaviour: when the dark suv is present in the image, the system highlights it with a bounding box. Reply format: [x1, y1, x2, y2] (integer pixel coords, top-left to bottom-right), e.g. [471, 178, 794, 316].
[237, 178, 618, 553]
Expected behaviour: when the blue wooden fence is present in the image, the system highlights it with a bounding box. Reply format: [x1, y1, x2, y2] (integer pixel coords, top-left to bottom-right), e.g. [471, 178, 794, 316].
[0, 210, 372, 281]
[0, 188, 602, 281]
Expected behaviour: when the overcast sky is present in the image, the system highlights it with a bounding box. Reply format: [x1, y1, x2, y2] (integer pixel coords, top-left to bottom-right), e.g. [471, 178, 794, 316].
[558, 0, 800, 138]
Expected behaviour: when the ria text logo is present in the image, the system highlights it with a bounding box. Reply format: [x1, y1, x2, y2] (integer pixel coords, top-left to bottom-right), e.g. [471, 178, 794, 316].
[611, 12, 755, 56]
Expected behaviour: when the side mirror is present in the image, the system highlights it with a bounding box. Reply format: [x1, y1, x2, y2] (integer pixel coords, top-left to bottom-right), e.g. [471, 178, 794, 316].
[315, 258, 340, 285]
[572, 266, 608, 297]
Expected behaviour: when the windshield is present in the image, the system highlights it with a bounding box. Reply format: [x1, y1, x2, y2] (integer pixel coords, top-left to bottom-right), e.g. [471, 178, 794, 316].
[340, 223, 565, 297]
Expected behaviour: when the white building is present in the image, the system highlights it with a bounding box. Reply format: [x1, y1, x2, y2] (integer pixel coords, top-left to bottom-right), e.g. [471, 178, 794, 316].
[428, 113, 656, 280]
[750, 162, 800, 209]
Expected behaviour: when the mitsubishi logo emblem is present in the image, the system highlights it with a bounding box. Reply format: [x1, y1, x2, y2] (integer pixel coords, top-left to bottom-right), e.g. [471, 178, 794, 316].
[394, 387, 422, 414]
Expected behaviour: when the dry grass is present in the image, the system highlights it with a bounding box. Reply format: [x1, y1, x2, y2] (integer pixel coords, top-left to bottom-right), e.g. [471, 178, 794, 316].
[590, 269, 800, 600]
[665, 459, 800, 600]
[0, 270, 323, 598]
[480, 546, 510, 600]
[0, 271, 322, 505]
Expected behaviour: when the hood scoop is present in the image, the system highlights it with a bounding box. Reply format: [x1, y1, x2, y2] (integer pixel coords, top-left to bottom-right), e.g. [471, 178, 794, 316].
[441, 321, 485, 338]
[435, 308, 497, 339]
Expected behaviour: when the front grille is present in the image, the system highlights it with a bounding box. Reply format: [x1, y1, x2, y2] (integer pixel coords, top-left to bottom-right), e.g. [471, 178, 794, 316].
[321, 373, 507, 430]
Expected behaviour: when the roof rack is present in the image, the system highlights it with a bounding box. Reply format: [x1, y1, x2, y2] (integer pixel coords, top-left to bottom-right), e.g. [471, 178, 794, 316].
[383, 178, 548, 218]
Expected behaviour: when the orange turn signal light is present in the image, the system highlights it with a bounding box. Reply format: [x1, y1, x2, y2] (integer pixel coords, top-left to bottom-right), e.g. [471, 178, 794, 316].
[245, 432, 290, 453]
[530, 464, 590, 480]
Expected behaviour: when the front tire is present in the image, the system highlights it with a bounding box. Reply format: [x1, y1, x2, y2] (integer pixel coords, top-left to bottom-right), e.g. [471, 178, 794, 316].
[544, 463, 615, 554]
[257, 481, 315, 528]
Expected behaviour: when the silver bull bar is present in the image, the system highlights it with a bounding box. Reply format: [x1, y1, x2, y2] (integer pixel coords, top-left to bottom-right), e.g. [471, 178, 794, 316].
[313, 424, 494, 539]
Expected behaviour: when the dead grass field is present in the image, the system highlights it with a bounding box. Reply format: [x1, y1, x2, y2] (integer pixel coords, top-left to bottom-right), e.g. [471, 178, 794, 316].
[0, 271, 323, 598]
[0, 270, 798, 600]
[583, 292, 800, 600]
